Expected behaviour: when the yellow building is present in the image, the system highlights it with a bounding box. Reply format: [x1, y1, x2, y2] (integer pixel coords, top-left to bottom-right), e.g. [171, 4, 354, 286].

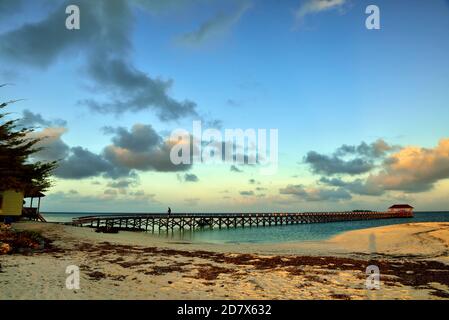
[0, 190, 25, 216]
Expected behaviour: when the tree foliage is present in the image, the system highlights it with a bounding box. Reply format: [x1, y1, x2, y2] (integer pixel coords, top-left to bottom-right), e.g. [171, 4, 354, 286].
[0, 88, 57, 193]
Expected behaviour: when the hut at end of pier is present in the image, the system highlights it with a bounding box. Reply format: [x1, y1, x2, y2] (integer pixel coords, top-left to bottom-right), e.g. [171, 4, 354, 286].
[388, 204, 414, 217]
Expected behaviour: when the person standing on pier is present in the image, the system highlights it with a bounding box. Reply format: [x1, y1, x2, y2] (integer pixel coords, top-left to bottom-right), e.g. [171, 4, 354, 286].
[167, 207, 172, 217]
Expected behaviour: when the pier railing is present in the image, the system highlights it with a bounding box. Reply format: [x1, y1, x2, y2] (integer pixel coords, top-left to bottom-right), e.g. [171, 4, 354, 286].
[72, 211, 413, 231]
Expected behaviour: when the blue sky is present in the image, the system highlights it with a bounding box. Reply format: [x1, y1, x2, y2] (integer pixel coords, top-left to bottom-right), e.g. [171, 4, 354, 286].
[1, 0, 449, 212]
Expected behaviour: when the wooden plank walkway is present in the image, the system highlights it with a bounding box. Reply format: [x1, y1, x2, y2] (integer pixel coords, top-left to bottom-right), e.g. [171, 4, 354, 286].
[72, 211, 413, 232]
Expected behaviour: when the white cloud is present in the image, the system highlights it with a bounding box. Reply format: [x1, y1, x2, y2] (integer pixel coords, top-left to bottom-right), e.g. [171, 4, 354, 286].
[178, 2, 252, 45]
[295, 0, 346, 23]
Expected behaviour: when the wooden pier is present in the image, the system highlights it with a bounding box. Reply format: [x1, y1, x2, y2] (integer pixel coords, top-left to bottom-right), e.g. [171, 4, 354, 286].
[72, 211, 412, 232]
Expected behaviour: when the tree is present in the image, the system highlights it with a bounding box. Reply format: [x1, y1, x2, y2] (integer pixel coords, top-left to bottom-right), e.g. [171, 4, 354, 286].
[0, 86, 57, 193]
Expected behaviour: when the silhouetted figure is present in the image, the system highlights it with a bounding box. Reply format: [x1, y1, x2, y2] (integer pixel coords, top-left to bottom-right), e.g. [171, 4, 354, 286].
[168, 207, 172, 216]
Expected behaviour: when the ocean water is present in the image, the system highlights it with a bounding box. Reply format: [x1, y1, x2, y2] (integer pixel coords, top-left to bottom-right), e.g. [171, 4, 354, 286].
[41, 211, 449, 244]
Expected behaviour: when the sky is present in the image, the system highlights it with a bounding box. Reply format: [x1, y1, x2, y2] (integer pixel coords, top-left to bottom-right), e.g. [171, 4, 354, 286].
[1, 0, 449, 212]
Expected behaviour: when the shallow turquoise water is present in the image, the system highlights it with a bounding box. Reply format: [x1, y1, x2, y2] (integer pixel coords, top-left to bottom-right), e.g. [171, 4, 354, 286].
[41, 211, 449, 244]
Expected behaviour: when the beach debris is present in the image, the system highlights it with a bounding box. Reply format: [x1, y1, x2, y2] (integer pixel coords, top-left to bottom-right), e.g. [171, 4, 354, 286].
[68, 238, 449, 297]
[0, 230, 51, 254]
[0, 243, 12, 254]
[95, 226, 119, 234]
[117, 260, 154, 268]
[110, 275, 127, 281]
[144, 265, 185, 276]
[430, 289, 449, 299]
[0, 223, 12, 231]
[86, 271, 107, 281]
[330, 293, 351, 300]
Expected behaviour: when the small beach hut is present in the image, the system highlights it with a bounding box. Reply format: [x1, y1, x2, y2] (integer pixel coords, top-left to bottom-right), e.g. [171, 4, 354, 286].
[22, 191, 46, 221]
[0, 190, 25, 217]
[388, 204, 414, 217]
[0, 189, 46, 222]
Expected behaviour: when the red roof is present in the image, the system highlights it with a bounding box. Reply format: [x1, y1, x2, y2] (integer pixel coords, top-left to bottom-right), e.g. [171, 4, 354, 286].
[389, 204, 414, 209]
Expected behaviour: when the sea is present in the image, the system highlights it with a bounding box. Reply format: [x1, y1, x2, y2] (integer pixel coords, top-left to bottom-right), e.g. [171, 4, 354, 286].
[41, 211, 449, 244]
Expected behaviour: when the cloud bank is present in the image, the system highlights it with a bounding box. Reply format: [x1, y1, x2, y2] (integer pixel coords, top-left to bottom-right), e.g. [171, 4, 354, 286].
[31, 121, 193, 180]
[0, 0, 200, 121]
[286, 138, 449, 202]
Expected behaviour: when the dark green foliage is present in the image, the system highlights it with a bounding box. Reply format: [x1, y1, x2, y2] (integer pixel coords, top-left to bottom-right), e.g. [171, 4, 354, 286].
[0, 86, 57, 193]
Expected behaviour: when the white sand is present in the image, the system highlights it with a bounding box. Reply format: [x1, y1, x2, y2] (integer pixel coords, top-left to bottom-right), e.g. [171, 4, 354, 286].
[1, 221, 448, 300]
[328, 222, 449, 263]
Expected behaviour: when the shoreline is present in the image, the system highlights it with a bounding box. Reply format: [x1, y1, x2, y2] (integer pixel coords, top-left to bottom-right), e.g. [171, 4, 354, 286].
[41, 211, 449, 248]
[1, 221, 449, 299]
[36, 220, 449, 261]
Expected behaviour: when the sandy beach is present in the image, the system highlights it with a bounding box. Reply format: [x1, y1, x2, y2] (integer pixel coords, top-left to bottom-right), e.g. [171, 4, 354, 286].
[1, 221, 449, 300]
